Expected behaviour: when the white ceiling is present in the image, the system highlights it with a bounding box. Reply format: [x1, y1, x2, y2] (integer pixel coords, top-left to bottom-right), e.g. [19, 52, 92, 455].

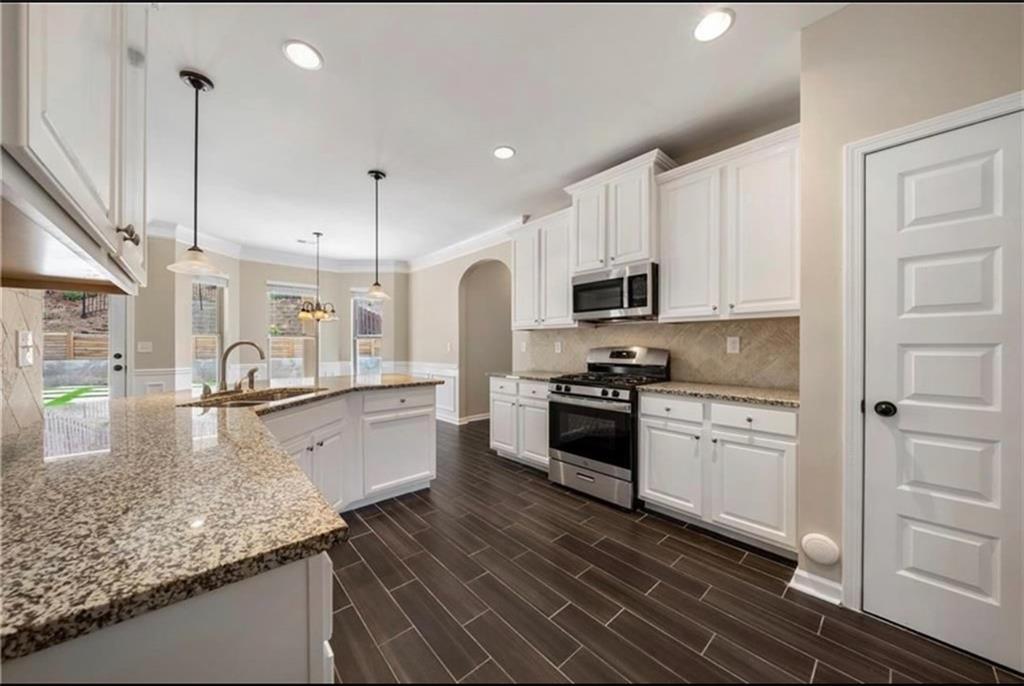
[147, 3, 842, 263]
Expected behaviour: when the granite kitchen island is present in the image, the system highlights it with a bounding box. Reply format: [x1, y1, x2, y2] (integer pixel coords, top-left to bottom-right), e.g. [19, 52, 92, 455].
[1, 375, 441, 682]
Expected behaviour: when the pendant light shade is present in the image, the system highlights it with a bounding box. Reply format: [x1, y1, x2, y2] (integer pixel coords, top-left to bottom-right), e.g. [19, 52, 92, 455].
[367, 170, 390, 300]
[298, 232, 336, 322]
[168, 70, 226, 278]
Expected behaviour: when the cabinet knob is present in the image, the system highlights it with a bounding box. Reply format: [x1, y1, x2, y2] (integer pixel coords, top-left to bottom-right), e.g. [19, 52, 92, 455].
[399, 398, 406, 403]
[306, 445, 314, 452]
[609, 256, 615, 261]
[729, 303, 735, 309]
[712, 305, 718, 312]
[116, 224, 141, 246]
[316, 440, 325, 447]
[692, 435, 700, 440]
[712, 438, 718, 444]
[664, 407, 671, 412]
[746, 417, 753, 423]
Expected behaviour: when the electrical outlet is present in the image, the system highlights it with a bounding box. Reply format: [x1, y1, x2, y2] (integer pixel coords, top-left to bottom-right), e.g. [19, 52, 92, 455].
[555, 341, 563, 354]
[17, 330, 34, 367]
[446, 341, 452, 353]
[520, 341, 527, 353]
[137, 341, 153, 353]
[17, 330, 33, 347]
[726, 336, 741, 354]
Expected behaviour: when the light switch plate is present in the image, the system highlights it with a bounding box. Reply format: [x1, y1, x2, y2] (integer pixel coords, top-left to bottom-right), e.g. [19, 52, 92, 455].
[555, 341, 563, 354]
[17, 330, 33, 347]
[446, 342, 452, 353]
[726, 336, 741, 354]
[137, 341, 153, 353]
[18, 345, 33, 367]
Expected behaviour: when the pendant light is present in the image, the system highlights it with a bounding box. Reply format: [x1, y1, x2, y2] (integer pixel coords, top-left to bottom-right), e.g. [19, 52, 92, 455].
[298, 232, 337, 322]
[366, 170, 390, 300]
[167, 70, 226, 277]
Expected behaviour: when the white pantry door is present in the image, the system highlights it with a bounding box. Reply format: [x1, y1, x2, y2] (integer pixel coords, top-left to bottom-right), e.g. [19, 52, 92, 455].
[863, 111, 1022, 669]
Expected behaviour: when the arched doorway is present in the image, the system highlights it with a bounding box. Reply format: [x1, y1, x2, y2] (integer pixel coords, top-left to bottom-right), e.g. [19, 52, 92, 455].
[457, 260, 512, 422]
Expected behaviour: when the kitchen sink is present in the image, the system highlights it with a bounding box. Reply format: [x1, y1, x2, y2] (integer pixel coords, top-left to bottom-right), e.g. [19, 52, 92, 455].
[179, 387, 323, 408]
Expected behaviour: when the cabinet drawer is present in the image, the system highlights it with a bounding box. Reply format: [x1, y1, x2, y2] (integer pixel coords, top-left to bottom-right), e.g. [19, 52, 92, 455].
[363, 388, 434, 414]
[640, 394, 703, 423]
[711, 403, 796, 437]
[517, 381, 549, 400]
[490, 377, 517, 396]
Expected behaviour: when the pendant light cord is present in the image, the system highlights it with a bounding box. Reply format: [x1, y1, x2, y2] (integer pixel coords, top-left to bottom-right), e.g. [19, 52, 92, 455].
[374, 175, 380, 285]
[192, 84, 200, 250]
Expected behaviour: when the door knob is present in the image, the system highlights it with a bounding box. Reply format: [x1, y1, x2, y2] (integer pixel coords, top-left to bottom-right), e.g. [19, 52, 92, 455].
[112, 364, 124, 372]
[874, 401, 898, 417]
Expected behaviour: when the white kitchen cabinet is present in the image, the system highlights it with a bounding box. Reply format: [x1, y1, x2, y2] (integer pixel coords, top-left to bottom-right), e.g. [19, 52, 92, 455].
[725, 139, 800, 316]
[512, 227, 540, 328]
[638, 417, 703, 517]
[311, 421, 345, 510]
[656, 125, 799, 323]
[638, 391, 798, 553]
[283, 435, 315, 481]
[1, 2, 149, 288]
[517, 397, 549, 468]
[709, 429, 796, 548]
[565, 150, 675, 275]
[363, 407, 436, 496]
[570, 185, 607, 273]
[511, 209, 576, 330]
[658, 167, 721, 319]
[489, 391, 519, 455]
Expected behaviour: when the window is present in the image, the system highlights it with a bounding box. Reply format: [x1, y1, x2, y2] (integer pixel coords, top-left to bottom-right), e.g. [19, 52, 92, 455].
[352, 296, 383, 377]
[191, 279, 225, 388]
[267, 283, 316, 382]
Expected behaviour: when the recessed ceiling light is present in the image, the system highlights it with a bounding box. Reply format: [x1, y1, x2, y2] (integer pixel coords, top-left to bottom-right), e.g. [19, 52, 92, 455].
[282, 40, 323, 70]
[694, 9, 734, 42]
[493, 146, 516, 160]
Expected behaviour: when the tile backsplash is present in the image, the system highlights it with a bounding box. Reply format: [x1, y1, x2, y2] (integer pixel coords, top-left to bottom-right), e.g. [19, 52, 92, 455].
[514, 317, 798, 390]
[2, 288, 45, 436]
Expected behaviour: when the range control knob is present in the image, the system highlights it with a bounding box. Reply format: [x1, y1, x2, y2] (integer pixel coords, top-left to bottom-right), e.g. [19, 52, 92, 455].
[611, 390, 621, 398]
[601, 389, 609, 397]
[564, 386, 572, 394]
[554, 384, 563, 392]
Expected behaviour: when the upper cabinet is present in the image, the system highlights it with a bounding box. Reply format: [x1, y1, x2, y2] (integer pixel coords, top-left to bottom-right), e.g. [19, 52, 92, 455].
[657, 126, 800, 322]
[511, 209, 576, 330]
[2, 3, 149, 287]
[565, 150, 676, 275]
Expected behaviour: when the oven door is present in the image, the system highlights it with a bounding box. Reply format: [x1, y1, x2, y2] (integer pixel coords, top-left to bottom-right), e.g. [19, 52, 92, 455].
[548, 394, 635, 480]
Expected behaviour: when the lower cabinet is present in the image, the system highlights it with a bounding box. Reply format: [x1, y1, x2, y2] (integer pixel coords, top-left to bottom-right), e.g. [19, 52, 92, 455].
[282, 420, 345, 510]
[489, 379, 550, 469]
[638, 393, 797, 551]
[709, 429, 796, 548]
[638, 418, 702, 516]
[363, 407, 436, 496]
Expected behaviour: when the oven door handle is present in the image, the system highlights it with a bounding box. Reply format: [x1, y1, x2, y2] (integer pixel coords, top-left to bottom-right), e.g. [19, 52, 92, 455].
[550, 395, 633, 414]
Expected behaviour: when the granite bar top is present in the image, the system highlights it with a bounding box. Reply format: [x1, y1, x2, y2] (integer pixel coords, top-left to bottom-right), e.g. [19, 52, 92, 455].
[0, 374, 438, 661]
[639, 381, 800, 408]
[487, 371, 563, 382]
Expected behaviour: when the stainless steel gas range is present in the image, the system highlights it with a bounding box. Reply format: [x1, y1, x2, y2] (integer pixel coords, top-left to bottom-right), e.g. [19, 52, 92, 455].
[547, 347, 669, 508]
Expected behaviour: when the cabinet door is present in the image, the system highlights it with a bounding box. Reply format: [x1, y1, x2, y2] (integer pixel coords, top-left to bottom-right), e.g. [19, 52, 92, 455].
[283, 435, 314, 481]
[725, 140, 800, 316]
[638, 419, 703, 516]
[362, 408, 436, 496]
[115, 3, 148, 284]
[18, 4, 121, 250]
[489, 394, 518, 455]
[517, 398, 549, 468]
[540, 214, 573, 327]
[312, 421, 345, 510]
[512, 228, 540, 329]
[658, 168, 721, 320]
[709, 429, 796, 547]
[607, 168, 650, 265]
[570, 185, 607, 273]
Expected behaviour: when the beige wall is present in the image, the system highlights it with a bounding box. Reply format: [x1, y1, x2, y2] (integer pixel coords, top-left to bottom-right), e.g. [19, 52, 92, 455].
[799, 2, 1024, 581]
[408, 242, 512, 365]
[458, 260, 513, 417]
[516, 317, 798, 390]
[1, 287, 44, 436]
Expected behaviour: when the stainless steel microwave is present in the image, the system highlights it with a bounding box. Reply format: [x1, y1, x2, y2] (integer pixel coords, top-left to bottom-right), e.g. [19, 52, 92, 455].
[571, 262, 658, 322]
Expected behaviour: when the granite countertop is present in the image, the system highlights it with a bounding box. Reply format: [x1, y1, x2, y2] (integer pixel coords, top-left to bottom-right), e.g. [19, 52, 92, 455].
[487, 371, 563, 382]
[1, 374, 439, 661]
[639, 381, 800, 408]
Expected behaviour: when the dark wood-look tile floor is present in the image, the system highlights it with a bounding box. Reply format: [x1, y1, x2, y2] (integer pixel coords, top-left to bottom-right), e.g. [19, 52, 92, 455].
[328, 420, 1019, 684]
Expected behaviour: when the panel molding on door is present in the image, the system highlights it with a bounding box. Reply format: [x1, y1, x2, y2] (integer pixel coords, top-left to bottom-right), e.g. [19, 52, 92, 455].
[639, 418, 703, 516]
[658, 167, 721, 320]
[571, 185, 606, 273]
[607, 169, 650, 265]
[862, 111, 1021, 670]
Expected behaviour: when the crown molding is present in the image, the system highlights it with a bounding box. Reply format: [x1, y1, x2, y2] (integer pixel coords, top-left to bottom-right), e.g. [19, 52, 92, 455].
[563, 148, 677, 194]
[147, 221, 409, 274]
[407, 219, 522, 272]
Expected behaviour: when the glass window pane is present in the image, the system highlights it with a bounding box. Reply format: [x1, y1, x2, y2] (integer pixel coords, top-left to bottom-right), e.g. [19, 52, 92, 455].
[268, 286, 315, 383]
[192, 282, 221, 386]
[42, 290, 110, 405]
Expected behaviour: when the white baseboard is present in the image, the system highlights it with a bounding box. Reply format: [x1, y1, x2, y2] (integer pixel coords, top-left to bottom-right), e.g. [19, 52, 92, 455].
[788, 568, 843, 605]
[456, 413, 489, 425]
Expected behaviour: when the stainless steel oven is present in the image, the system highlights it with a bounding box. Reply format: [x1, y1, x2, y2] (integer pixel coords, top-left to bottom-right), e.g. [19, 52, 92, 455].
[571, 262, 657, 322]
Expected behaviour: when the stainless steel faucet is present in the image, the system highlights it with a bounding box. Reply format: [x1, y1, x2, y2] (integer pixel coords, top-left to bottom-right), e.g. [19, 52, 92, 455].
[219, 341, 266, 392]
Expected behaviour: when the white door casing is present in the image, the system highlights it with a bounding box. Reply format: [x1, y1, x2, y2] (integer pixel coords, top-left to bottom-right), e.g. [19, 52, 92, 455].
[658, 167, 721, 319]
[862, 111, 1022, 669]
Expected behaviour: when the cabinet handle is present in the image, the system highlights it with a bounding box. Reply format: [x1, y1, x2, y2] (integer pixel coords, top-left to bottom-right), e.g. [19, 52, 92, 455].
[692, 435, 700, 440]
[729, 303, 735, 310]
[712, 305, 718, 312]
[316, 440, 325, 447]
[306, 445, 314, 452]
[116, 224, 141, 246]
